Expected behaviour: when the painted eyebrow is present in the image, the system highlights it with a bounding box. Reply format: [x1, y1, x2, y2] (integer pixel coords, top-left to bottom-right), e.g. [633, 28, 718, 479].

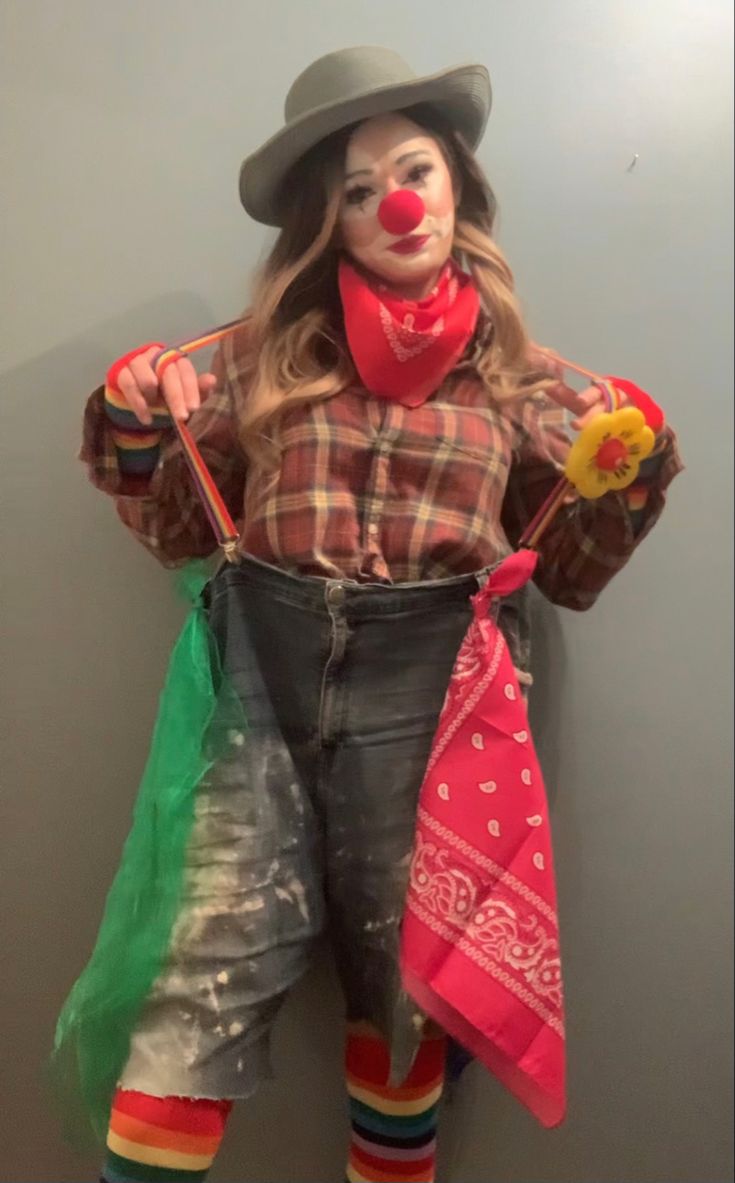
[344, 149, 432, 182]
[395, 149, 432, 166]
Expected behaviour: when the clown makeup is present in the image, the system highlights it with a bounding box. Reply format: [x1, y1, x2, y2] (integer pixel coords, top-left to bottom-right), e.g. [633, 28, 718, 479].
[339, 113, 457, 300]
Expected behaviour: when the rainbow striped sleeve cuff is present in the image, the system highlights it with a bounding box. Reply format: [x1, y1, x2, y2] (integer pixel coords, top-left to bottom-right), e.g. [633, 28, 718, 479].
[624, 432, 670, 528]
[105, 384, 173, 476]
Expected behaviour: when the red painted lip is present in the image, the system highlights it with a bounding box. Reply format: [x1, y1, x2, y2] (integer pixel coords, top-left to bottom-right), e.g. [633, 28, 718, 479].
[388, 234, 430, 255]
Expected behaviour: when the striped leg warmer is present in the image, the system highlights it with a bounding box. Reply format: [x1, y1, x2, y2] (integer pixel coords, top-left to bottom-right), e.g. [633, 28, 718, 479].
[345, 1029, 446, 1183]
[100, 1089, 232, 1182]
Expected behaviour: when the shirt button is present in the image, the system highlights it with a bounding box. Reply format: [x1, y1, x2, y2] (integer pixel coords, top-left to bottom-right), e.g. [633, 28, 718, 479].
[367, 523, 379, 536]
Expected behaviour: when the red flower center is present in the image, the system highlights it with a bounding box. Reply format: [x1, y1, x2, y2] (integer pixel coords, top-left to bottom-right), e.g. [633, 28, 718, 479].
[595, 437, 629, 471]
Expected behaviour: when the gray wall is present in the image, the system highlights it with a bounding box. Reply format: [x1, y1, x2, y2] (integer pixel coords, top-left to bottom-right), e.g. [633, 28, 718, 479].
[1, 1, 732, 1180]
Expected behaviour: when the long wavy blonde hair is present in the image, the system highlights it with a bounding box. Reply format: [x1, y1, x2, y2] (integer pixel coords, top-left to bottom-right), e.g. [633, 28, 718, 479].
[233, 103, 553, 468]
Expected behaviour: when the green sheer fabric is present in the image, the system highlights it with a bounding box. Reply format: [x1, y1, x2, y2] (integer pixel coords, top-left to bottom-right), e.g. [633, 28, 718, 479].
[51, 561, 245, 1144]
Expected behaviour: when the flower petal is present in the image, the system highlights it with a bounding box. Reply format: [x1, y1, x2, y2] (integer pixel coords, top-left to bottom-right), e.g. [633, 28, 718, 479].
[637, 424, 655, 460]
[583, 412, 618, 449]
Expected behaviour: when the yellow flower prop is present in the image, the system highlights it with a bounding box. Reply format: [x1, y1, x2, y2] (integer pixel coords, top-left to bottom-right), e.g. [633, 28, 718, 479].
[565, 406, 655, 500]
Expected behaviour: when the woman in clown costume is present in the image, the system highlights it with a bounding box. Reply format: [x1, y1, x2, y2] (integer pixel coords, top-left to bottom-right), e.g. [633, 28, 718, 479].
[56, 46, 682, 1183]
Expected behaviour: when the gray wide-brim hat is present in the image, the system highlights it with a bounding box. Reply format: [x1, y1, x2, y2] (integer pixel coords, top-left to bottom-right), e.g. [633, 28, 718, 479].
[239, 46, 491, 227]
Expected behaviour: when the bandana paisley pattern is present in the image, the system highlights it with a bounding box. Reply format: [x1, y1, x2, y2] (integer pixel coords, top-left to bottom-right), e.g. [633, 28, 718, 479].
[400, 549, 567, 1129]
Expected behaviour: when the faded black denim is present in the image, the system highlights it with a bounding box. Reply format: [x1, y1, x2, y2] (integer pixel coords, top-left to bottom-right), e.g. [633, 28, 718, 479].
[119, 553, 528, 1098]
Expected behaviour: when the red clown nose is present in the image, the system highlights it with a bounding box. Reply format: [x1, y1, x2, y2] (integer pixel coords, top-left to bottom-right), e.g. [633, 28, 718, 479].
[378, 190, 425, 235]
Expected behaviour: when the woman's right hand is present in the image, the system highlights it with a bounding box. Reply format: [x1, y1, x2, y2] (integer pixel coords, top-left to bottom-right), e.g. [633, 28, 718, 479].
[116, 346, 217, 427]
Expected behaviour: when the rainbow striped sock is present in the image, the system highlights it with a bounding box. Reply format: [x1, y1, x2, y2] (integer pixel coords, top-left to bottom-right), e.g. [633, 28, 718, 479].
[101, 1089, 231, 1182]
[345, 1029, 446, 1183]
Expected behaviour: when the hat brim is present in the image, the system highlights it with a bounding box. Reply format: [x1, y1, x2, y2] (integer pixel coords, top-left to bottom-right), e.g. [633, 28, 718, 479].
[239, 62, 491, 227]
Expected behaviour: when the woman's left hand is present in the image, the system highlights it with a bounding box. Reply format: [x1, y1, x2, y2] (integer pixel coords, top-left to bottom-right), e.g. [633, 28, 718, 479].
[527, 342, 627, 430]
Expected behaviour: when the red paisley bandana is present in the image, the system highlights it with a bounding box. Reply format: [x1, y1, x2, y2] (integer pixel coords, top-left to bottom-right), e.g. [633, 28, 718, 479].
[401, 550, 566, 1128]
[338, 256, 481, 407]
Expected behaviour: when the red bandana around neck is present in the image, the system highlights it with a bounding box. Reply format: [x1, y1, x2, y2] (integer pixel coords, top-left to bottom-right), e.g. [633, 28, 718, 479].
[338, 256, 481, 408]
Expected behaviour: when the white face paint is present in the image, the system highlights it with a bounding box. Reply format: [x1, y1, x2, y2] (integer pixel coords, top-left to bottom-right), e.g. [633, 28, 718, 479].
[339, 113, 457, 300]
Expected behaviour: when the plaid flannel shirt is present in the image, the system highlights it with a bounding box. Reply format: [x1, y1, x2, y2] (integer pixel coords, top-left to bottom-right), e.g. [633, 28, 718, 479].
[79, 324, 682, 609]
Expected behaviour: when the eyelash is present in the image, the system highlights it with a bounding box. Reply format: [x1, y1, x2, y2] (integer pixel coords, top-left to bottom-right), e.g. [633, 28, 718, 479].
[345, 162, 434, 207]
